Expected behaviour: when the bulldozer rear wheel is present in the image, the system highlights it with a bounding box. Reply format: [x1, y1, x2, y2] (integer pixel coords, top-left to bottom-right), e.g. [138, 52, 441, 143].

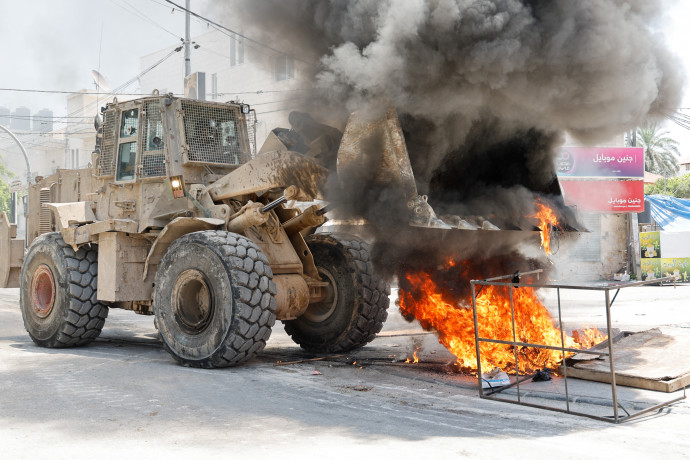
[20, 233, 109, 347]
[154, 230, 277, 368]
[284, 233, 390, 353]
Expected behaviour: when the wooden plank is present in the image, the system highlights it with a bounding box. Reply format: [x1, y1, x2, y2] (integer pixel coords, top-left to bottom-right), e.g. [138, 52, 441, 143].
[565, 366, 690, 393]
[566, 328, 690, 393]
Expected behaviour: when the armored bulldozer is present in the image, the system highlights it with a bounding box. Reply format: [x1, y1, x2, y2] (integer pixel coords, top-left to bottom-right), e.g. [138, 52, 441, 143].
[2, 94, 391, 368]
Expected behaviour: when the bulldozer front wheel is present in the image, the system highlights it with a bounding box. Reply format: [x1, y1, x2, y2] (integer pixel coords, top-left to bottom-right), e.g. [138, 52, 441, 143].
[284, 233, 390, 353]
[20, 233, 109, 347]
[154, 230, 277, 368]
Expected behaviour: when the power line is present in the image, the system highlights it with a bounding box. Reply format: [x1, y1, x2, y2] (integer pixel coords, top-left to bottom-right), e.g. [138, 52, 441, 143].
[257, 104, 311, 116]
[663, 110, 690, 132]
[161, 0, 313, 65]
[0, 88, 152, 96]
[250, 97, 310, 106]
[0, 114, 92, 120]
[2, 130, 93, 136]
[111, 0, 182, 40]
[0, 86, 308, 97]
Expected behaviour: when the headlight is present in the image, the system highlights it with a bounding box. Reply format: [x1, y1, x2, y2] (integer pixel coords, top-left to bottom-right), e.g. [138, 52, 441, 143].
[170, 175, 184, 198]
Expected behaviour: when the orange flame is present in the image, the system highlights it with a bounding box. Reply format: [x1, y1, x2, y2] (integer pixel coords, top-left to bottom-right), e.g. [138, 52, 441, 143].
[405, 348, 420, 364]
[572, 328, 607, 349]
[398, 264, 606, 374]
[533, 202, 559, 255]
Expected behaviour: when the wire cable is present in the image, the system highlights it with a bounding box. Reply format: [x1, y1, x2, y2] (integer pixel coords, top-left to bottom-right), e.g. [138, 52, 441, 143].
[162, 0, 313, 65]
[111, 0, 182, 40]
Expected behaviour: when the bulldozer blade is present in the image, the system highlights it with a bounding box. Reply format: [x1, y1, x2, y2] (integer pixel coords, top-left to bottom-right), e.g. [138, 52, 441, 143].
[334, 107, 587, 234]
[337, 107, 419, 201]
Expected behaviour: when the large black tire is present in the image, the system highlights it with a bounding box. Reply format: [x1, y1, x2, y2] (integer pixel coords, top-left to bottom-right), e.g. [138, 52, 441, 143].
[20, 232, 109, 347]
[284, 233, 390, 352]
[154, 230, 277, 368]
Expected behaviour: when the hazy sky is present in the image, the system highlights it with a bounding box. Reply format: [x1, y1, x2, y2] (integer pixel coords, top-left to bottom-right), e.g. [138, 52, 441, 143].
[1, 0, 690, 154]
[0, 0, 213, 115]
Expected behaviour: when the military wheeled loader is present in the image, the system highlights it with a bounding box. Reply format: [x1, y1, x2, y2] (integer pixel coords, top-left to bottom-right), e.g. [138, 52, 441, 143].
[1, 94, 392, 368]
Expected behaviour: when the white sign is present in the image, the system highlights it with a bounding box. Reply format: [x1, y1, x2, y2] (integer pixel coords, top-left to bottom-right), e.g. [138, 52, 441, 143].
[9, 180, 23, 193]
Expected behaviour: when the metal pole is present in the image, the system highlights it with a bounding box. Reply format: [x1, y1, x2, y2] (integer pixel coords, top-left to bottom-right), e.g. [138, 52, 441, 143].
[0, 125, 32, 187]
[605, 289, 620, 421]
[471, 281, 483, 396]
[509, 285, 521, 402]
[557, 288, 570, 413]
[184, 0, 191, 77]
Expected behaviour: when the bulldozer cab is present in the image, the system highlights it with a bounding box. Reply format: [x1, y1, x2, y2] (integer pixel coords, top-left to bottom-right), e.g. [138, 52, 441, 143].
[97, 95, 256, 184]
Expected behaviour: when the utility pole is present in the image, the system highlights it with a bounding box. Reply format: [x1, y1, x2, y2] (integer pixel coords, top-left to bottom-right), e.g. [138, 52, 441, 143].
[184, 0, 191, 77]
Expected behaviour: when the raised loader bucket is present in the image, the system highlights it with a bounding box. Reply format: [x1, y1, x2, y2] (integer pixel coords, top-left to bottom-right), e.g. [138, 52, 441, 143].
[335, 108, 586, 235]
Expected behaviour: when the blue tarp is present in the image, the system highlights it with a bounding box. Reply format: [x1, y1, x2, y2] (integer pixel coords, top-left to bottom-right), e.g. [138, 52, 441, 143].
[646, 195, 690, 231]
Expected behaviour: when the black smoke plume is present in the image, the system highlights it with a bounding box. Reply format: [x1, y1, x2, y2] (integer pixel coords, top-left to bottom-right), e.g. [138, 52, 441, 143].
[218, 0, 684, 278]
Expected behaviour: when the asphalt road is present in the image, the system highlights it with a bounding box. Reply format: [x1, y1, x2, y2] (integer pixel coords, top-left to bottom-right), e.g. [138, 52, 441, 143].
[1, 285, 690, 459]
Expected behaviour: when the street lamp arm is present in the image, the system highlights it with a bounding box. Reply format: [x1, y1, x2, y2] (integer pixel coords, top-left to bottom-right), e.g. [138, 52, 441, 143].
[0, 125, 32, 185]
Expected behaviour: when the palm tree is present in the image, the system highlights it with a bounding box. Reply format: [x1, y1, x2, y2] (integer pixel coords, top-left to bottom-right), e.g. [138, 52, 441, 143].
[636, 123, 680, 177]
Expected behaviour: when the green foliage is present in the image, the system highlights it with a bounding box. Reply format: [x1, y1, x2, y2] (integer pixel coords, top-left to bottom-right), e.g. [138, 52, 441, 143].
[645, 173, 690, 198]
[637, 123, 680, 176]
[0, 154, 14, 215]
[0, 180, 11, 215]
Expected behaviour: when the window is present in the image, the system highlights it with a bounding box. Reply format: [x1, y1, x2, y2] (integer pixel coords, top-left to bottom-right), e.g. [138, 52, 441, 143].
[211, 73, 218, 100]
[120, 109, 138, 138]
[145, 118, 164, 151]
[230, 34, 244, 66]
[116, 108, 138, 181]
[116, 142, 137, 181]
[70, 148, 79, 168]
[274, 55, 294, 81]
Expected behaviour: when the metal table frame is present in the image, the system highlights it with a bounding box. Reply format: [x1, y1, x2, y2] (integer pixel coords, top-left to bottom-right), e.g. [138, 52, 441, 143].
[470, 270, 686, 423]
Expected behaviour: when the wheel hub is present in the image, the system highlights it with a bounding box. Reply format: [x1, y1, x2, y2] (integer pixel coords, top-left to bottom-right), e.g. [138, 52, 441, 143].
[302, 267, 338, 323]
[172, 269, 214, 334]
[31, 264, 55, 318]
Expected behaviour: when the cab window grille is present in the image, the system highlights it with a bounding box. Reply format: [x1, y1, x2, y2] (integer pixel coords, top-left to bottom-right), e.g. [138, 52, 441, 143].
[98, 111, 117, 176]
[246, 110, 257, 159]
[142, 100, 166, 177]
[38, 188, 53, 234]
[181, 101, 245, 165]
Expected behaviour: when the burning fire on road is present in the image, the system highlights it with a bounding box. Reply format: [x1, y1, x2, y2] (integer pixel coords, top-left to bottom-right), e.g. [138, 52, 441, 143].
[397, 243, 607, 375]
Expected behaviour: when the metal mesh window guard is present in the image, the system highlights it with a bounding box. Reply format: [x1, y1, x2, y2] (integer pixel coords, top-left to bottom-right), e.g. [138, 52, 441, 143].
[99, 111, 117, 176]
[142, 100, 166, 177]
[181, 101, 244, 165]
[246, 110, 257, 158]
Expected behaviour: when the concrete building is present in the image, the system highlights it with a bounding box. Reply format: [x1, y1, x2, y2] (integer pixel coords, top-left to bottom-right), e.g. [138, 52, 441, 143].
[10, 107, 30, 131]
[32, 108, 54, 133]
[0, 107, 9, 127]
[678, 156, 690, 175]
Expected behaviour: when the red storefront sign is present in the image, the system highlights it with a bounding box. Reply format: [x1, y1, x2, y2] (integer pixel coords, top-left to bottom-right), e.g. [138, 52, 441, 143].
[559, 180, 644, 212]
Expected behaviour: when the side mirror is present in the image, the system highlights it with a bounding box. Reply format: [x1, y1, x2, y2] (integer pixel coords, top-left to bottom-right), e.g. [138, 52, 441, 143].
[94, 114, 103, 131]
